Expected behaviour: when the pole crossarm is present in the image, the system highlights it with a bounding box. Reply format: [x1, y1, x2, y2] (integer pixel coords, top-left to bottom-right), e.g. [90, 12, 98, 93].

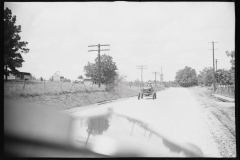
[100, 49, 110, 51]
[100, 44, 110, 46]
[88, 45, 98, 47]
[88, 50, 99, 52]
[88, 44, 110, 47]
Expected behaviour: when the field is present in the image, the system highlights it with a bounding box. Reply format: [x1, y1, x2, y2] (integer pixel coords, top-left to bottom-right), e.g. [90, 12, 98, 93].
[4, 80, 106, 98]
[4, 80, 165, 110]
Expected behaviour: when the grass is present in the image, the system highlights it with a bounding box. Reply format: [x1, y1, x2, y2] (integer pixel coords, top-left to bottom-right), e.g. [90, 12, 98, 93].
[215, 86, 235, 99]
[4, 80, 165, 110]
[4, 80, 106, 98]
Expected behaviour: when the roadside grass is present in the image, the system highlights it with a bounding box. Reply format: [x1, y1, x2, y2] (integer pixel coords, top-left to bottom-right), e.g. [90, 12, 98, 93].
[4, 80, 106, 98]
[4, 80, 146, 110]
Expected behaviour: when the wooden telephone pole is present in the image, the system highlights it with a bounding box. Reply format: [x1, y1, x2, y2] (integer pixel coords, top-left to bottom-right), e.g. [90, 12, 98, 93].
[88, 44, 110, 87]
[136, 65, 148, 87]
[152, 71, 159, 86]
[160, 67, 163, 84]
[209, 42, 217, 91]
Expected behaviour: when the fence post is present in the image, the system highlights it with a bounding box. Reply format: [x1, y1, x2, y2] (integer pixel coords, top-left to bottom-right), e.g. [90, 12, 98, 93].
[228, 85, 230, 97]
[23, 79, 26, 90]
[70, 80, 76, 91]
[60, 80, 63, 92]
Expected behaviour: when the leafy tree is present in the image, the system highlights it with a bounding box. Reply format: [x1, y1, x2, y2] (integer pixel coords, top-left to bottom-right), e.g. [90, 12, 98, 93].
[197, 67, 214, 86]
[4, 7, 29, 81]
[226, 51, 235, 70]
[226, 50, 235, 87]
[83, 54, 118, 85]
[78, 75, 84, 79]
[134, 79, 141, 86]
[175, 66, 198, 87]
[113, 74, 127, 85]
[61, 78, 70, 83]
[40, 77, 43, 81]
[215, 69, 233, 85]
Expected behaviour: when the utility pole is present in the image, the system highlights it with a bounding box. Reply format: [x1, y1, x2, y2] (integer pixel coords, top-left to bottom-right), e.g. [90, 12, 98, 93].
[88, 44, 110, 87]
[136, 65, 148, 87]
[152, 72, 159, 86]
[215, 59, 218, 71]
[160, 67, 163, 84]
[209, 41, 218, 92]
[215, 59, 220, 83]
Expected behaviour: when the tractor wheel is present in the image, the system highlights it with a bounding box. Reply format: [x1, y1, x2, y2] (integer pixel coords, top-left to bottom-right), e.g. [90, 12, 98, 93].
[138, 93, 140, 100]
[141, 94, 143, 99]
[154, 93, 157, 99]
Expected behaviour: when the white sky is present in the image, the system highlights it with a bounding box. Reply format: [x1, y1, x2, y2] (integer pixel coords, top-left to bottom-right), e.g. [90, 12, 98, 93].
[4, 2, 235, 81]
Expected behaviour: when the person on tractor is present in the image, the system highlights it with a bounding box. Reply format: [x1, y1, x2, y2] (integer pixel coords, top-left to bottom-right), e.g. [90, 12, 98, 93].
[147, 82, 152, 88]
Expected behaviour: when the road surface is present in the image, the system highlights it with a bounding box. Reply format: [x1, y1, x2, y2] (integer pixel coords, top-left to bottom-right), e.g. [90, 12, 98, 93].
[69, 87, 235, 157]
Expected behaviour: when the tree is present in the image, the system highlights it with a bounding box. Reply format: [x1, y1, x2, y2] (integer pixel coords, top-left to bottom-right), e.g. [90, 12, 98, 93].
[40, 77, 43, 81]
[78, 75, 84, 79]
[216, 69, 233, 85]
[197, 67, 214, 86]
[134, 79, 141, 86]
[226, 50, 235, 87]
[63, 78, 71, 83]
[175, 66, 198, 87]
[226, 51, 235, 70]
[4, 8, 29, 81]
[83, 54, 118, 85]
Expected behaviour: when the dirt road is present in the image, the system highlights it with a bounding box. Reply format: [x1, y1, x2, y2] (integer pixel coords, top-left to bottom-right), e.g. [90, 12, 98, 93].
[69, 87, 236, 157]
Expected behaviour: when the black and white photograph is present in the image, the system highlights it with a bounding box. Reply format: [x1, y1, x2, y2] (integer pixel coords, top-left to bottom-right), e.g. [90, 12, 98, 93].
[4, 2, 235, 157]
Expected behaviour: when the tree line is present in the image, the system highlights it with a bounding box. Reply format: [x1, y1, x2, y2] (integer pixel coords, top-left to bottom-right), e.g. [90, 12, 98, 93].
[174, 50, 235, 88]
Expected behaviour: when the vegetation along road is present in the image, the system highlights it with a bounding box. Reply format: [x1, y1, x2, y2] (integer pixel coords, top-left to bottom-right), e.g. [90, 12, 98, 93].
[69, 86, 236, 157]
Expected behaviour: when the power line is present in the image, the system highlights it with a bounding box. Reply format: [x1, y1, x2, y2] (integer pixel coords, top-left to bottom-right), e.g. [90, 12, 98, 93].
[88, 44, 110, 87]
[209, 41, 218, 91]
[136, 65, 147, 87]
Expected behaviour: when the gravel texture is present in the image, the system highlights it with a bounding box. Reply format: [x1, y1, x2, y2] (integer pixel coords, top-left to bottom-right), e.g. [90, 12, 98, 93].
[188, 87, 236, 157]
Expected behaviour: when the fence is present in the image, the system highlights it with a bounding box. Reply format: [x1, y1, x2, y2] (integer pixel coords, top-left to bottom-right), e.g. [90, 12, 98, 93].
[4, 79, 106, 97]
[215, 84, 235, 98]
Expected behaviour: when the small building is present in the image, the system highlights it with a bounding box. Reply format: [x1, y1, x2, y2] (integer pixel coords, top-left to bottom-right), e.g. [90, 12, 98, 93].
[4, 73, 16, 80]
[84, 77, 92, 84]
[15, 72, 32, 80]
[52, 72, 61, 81]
